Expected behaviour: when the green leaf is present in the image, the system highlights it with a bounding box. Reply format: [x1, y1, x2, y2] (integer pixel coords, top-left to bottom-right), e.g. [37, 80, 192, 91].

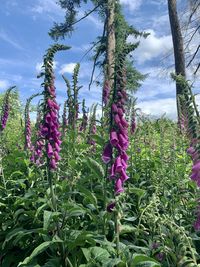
[68, 207, 86, 217]
[18, 240, 62, 266]
[120, 225, 137, 235]
[90, 134, 105, 145]
[90, 247, 110, 262]
[3, 228, 42, 249]
[131, 254, 161, 267]
[85, 157, 105, 178]
[43, 210, 52, 230]
[103, 258, 123, 267]
[129, 187, 146, 197]
[43, 258, 61, 267]
[81, 248, 91, 262]
[77, 185, 98, 208]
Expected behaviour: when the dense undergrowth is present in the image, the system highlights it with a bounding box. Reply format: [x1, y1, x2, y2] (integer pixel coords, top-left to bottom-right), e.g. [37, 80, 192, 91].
[0, 109, 200, 266]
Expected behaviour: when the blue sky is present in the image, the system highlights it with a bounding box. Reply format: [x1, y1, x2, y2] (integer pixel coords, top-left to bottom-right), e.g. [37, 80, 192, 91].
[0, 0, 199, 119]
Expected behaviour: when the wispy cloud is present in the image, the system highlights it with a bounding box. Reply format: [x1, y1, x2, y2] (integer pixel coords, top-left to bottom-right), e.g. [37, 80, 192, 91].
[31, 0, 63, 16]
[0, 29, 23, 50]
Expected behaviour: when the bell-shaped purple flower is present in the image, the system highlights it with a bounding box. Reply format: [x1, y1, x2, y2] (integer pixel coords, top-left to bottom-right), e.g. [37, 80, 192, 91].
[120, 117, 129, 128]
[121, 152, 129, 162]
[110, 130, 119, 146]
[187, 147, 194, 155]
[115, 156, 123, 173]
[121, 168, 129, 182]
[102, 143, 113, 164]
[50, 158, 57, 169]
[114, 114, 121, 125]
[115, 178, 124, 194]
[192, 161, 200, 172]
[112, 103, 118, 113]
[54, 151, 61, 161]
[47, 143, 54, 158]
[118, 108, 124, 117]
[107, 202, 116, 212]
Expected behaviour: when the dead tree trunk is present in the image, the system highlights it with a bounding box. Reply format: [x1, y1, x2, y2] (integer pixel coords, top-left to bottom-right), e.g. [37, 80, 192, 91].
[168, 0, 186, 119]
[107, 0, 116, 89]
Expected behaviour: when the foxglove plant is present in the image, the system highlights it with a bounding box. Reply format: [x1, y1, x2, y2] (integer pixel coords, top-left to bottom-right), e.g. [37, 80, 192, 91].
[24, 93, 41, 151]
[72, 63, 81, 130]
[79, 99, 88, 132]
[62, 100, 68, 137]
[194, 199, 200, 231]
[62, 75, 73, 128]
[182, 89, 200, 187]
[131, 115, 136, 134]
[102, 66, 129, 195]
[0, 86, 16, 133]
[130, 102, 137, 134]
[62, 64, 81, 131]
[38, 44, 70, 170]
[30, 101, 43, 163]
[87, 104, 97, 147]
[174, 75, 200, 230]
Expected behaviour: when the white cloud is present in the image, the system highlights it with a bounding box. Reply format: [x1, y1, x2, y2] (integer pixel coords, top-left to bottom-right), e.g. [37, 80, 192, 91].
[120, 0, 143, 11]
[135, 69, 175, 102]
[137, 98, 177, 119]
[36, 61, 58, 73]
[59, 63, 77, 75]
[0, 79, 10, 90]
[130, 29, 173, 64]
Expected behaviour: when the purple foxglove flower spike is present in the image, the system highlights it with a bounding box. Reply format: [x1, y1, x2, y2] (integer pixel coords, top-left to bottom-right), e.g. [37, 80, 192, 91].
[102, 62, 129, 199]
